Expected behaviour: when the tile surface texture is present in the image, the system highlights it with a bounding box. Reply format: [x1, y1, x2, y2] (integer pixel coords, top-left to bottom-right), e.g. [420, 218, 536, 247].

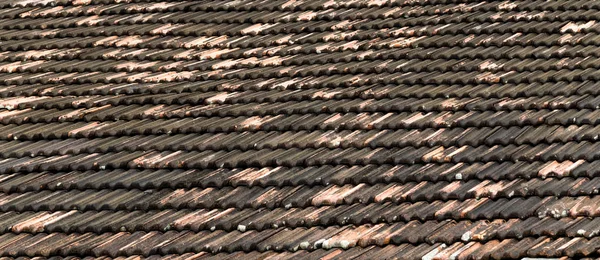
[0, 0, 599, 259]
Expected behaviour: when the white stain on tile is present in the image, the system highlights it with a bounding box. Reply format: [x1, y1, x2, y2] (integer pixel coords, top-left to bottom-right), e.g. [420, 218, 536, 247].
[561, 21, 596, 33]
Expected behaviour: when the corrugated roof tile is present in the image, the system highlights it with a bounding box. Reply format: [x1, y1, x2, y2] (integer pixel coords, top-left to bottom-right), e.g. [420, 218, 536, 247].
[0, 0, 599, 258]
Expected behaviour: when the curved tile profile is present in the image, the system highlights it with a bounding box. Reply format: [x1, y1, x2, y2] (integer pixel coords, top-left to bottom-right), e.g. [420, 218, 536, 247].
[0, 0, 599, 259]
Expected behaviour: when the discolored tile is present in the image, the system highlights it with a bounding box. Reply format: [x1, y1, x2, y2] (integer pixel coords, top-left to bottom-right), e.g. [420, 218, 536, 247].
[0, 0, 598, 258]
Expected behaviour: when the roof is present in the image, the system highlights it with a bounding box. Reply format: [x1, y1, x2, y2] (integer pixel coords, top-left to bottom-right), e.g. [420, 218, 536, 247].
[0, 0, 599, 259]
